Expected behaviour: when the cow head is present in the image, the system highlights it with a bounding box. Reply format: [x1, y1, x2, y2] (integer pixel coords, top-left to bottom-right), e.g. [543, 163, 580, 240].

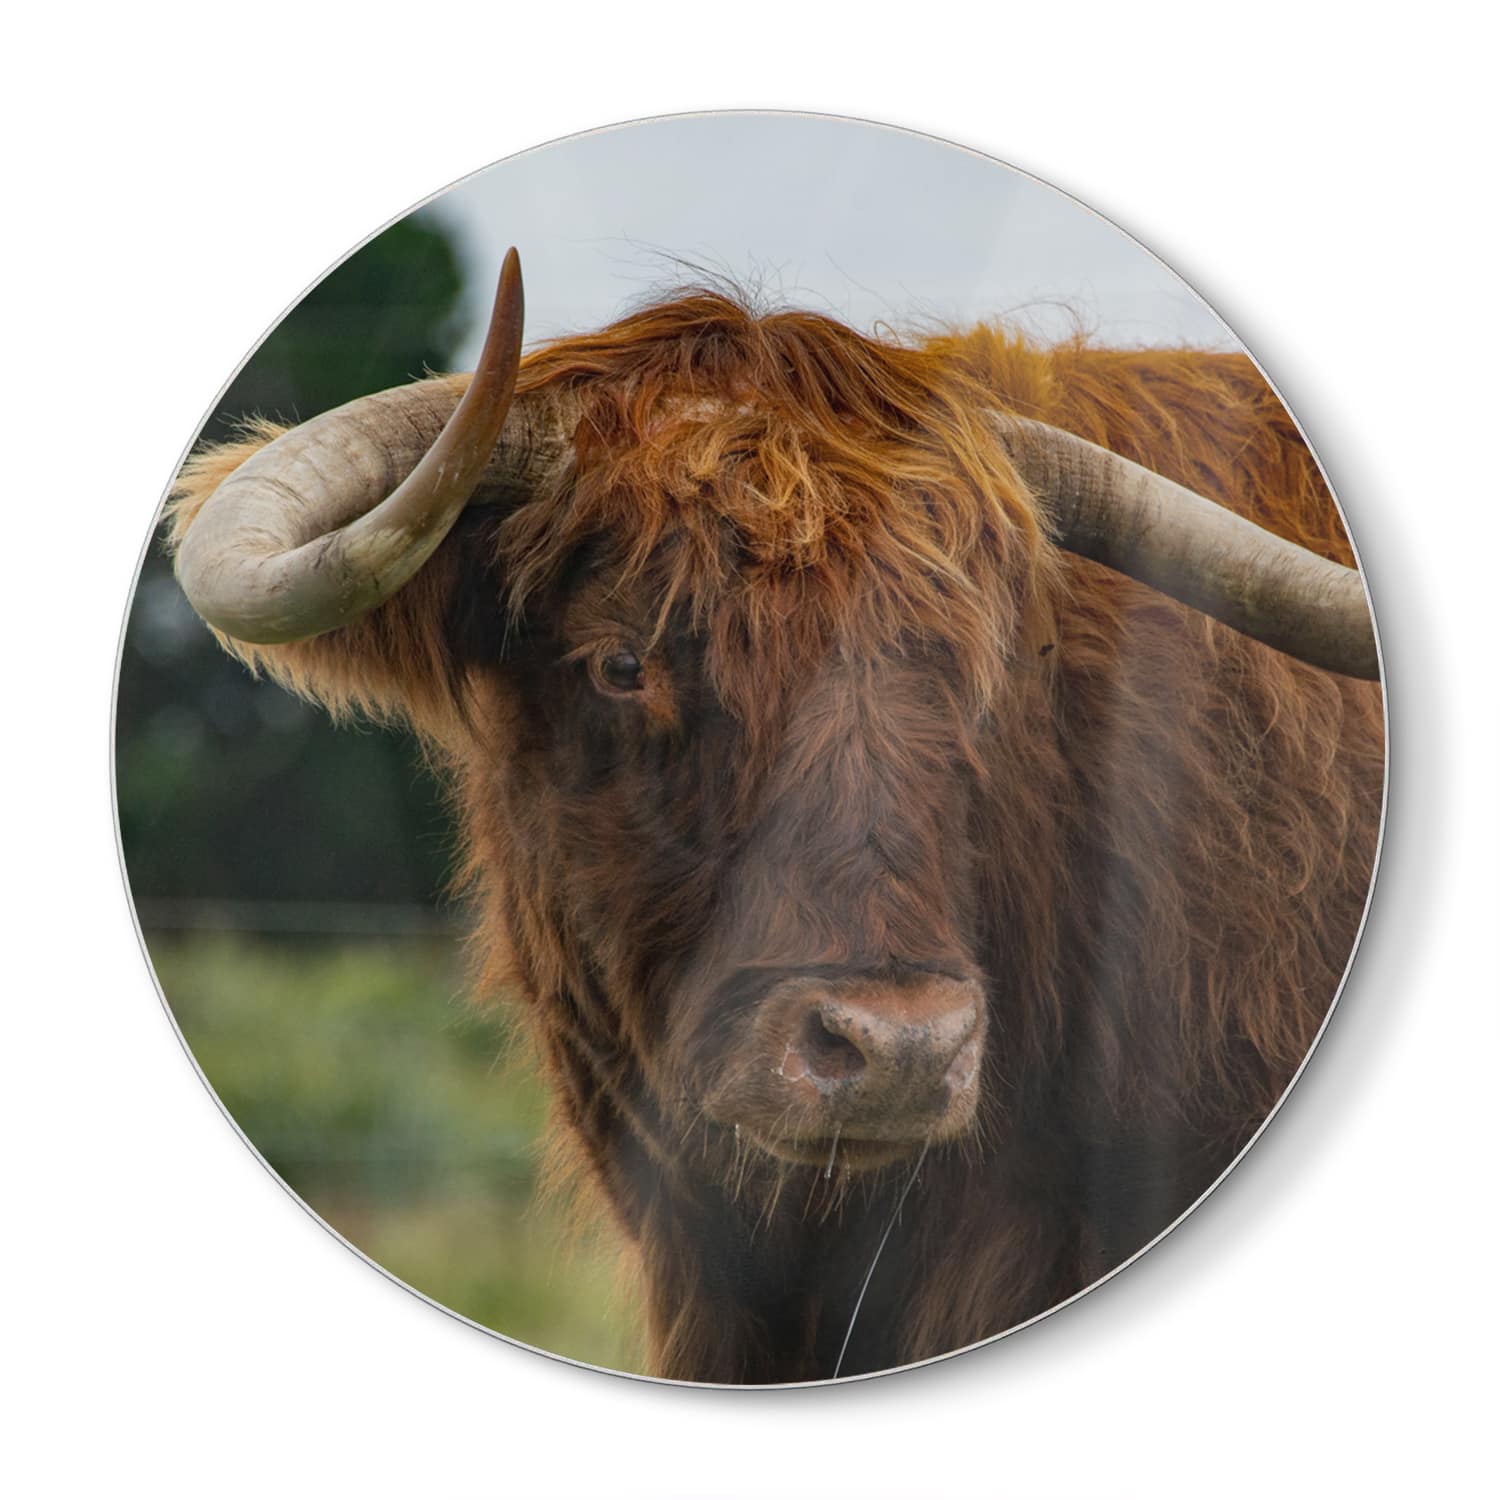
[488, 489, 1011, 1168]
[171, 252, 1378, 1176]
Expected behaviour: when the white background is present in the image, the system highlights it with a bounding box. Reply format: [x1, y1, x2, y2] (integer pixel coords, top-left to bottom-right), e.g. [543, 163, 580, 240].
[5, 4, 1495, 1496]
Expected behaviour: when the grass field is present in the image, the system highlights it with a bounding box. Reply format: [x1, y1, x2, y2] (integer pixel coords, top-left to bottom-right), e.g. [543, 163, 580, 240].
[146, 931, 641, 1372]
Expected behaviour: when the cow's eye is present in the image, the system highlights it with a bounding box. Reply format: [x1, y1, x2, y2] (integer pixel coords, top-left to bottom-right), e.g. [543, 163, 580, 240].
[595, 649, 645, 695]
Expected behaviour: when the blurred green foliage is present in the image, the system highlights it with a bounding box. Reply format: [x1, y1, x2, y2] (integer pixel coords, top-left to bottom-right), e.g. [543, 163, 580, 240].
[118, 212, 645, 1371]
[206, 215, 466, 438]
[151, 932, 640, 1371]
[117, 212, 468, 908]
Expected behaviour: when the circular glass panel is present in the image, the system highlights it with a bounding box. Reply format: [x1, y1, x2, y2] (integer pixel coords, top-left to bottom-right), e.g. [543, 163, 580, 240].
[116, 112, 1385, 1385]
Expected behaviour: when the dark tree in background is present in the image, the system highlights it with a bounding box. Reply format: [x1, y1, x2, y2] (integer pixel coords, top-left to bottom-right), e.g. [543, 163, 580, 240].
[114, 216, 633, 1371]
[117, 212, 470, 916]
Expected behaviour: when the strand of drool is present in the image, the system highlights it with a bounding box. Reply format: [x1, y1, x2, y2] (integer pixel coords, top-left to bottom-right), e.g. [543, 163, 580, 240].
[832, 1138, 929, 1379]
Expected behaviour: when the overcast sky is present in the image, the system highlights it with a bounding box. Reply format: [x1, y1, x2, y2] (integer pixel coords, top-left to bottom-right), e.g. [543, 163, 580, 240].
[414, 113, 1237, 369]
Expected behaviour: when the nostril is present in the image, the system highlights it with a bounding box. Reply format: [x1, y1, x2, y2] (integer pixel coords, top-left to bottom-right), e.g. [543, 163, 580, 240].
[800, 1007, 867, 1082]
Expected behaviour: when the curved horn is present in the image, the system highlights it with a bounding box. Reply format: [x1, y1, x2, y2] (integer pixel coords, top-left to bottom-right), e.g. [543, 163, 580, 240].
[996, 416, 1379, 681]
[176, 249, 570, 645]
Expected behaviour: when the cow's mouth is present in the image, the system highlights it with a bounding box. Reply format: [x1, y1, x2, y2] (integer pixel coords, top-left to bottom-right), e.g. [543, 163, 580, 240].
[747, 1132, 922, 1173]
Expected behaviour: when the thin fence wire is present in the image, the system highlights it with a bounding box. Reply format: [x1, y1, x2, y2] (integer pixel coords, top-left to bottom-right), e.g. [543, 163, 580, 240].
[135, 898, 465, 937]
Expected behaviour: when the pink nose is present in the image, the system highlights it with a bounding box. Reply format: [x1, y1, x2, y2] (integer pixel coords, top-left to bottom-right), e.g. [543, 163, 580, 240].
[757, 971, 985, 1140]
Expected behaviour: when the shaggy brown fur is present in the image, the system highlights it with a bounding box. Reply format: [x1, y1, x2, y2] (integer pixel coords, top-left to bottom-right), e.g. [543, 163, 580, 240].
[169, 293, 1384, 1383]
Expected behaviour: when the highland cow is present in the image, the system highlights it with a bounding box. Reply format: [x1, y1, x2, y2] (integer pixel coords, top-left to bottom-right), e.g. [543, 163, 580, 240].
[170, 252, 1383, 1382]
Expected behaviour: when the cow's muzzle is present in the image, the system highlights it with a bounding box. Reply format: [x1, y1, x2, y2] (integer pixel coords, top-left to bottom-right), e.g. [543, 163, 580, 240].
[713, 968, 986, 1169]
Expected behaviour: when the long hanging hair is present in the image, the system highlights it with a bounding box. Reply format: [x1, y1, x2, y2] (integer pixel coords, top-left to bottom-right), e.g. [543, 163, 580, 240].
[166, 289, 1384, 1377]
